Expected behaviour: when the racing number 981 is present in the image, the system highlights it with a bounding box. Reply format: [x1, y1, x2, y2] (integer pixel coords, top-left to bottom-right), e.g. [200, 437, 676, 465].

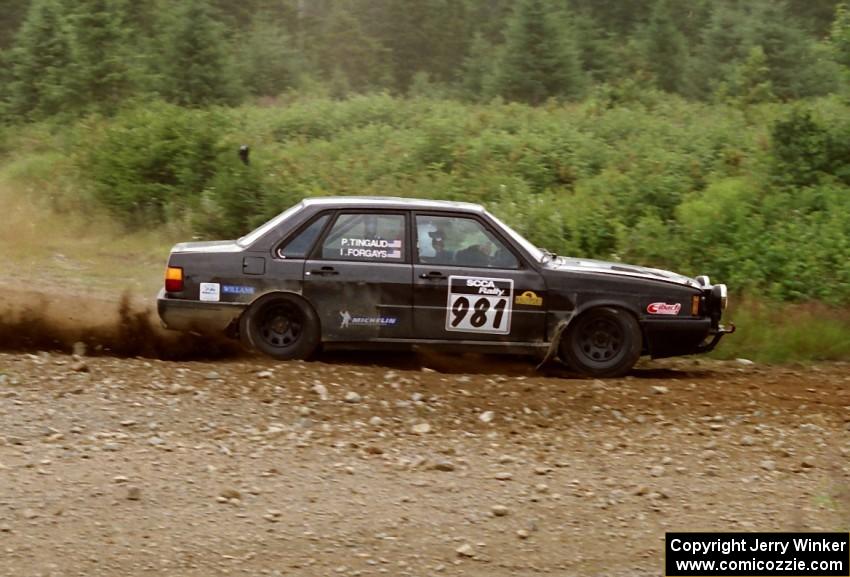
[446, 276, 513, 334]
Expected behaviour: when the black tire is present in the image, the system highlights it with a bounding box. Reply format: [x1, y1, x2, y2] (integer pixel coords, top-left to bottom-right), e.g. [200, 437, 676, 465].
[560, 307, 642, 378]
[240, 294, 320, 360]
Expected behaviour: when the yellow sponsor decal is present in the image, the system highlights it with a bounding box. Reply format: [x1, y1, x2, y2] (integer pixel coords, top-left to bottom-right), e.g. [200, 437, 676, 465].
[514, 290, 543, 306]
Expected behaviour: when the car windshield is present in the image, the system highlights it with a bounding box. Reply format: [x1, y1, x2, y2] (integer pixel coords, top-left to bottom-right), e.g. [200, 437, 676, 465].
[237, 203, 304, 247]
[485, 210, 547, 263]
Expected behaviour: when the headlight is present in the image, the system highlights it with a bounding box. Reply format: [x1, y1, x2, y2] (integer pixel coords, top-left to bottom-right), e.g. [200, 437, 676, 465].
[711, 283, 728, 311]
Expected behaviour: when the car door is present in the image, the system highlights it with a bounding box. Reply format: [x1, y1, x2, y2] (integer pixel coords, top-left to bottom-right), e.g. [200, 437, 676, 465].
[412, 213, 547, 343]
[303, 210, 413, 341]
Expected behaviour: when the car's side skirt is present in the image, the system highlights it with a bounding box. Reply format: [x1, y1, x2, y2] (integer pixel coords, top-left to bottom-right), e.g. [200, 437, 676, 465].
[324, 338, 549, 356]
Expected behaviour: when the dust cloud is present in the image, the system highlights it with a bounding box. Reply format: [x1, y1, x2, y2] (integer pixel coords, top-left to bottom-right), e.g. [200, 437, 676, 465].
[0, 288, 239, 360]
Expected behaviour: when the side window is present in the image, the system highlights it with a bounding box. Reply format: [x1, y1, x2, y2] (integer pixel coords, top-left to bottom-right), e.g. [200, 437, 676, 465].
[416, 215, 519, 269]
[320, 213, 406, 262]
[277, 214, 330, 259]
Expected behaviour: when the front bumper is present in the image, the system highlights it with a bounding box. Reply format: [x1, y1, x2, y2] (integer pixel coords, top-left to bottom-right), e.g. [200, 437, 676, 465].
[157, 289, 246, 335]
[642, 317, 734, 359]
[695, 323, 736, 353]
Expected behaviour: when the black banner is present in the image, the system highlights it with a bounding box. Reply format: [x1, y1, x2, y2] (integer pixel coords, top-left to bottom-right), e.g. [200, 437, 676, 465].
[666, 532, 849, 576]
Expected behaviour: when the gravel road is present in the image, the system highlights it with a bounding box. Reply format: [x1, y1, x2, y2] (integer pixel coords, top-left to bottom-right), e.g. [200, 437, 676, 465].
[1, 351, 848, 577]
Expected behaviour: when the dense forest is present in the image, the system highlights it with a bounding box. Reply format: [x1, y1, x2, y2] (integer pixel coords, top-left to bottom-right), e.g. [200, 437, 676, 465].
[1, 0, 849, 306]
[1, 0, 849, 112]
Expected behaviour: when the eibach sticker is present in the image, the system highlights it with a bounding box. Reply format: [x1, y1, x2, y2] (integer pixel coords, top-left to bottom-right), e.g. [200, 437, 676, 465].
[647, 302, 681, 315]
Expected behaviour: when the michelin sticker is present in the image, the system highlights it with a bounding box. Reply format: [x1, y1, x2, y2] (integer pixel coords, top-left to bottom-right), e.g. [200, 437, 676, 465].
[446, 276, 513, 334]
[199, 282, 220, 302]
[339, 310, 398, 328]
[339, 238, 402, 260]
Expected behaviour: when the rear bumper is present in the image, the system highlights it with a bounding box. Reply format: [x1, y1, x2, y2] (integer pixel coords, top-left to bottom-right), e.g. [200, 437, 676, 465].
[157, 289, 246, 334]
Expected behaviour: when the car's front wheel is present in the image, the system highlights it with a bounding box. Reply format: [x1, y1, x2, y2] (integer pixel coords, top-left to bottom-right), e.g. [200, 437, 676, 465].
[240, 294, 320, 360]
[560, 307, 642, 378]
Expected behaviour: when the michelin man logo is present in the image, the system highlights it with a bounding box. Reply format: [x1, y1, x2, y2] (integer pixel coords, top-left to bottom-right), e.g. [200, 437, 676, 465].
[339, 309, 352, 328]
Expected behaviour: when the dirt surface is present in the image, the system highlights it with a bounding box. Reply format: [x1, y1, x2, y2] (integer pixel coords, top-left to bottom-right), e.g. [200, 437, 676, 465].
[1, 343, 848, 576]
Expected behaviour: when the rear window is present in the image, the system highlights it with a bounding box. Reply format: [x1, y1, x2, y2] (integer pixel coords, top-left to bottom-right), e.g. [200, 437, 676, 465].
[276, 214, 329, 259]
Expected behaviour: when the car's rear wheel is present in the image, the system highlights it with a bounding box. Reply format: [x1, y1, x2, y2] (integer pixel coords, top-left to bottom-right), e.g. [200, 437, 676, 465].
[240, 294, 320, 360]
[560, 307, 642, 378]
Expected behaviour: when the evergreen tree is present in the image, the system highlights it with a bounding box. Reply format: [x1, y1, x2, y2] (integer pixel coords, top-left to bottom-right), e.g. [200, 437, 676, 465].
[643, 0, 687, 93]
[66, 0, 135, 113]
[237, 13, 299, 97]
[572, 10, 622, 85]
[157, 0, 242, 106]
[461, 32, 498, 100]
[494, 0, 585, 104]
[0, 0, 32, 50]
[6, 0, 73, 120]
[731, 46, 775, 103]
[353, 0, 472, 91]
[787, 0, 843, 36]
[831, 3, 850, 68]
[568, 0, 653, 35]
[688, 2, 754, 99]
[751, 2, 830, 99]
[316, 2, 388, 93]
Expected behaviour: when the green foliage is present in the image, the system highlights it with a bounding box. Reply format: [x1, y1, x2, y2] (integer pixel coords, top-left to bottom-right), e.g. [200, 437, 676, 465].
[65, 0, 135, 114]
[82, 102, 228, 226]
[156, 0, 242, 107]
[831, 3, 850, 68]
[234, 13, 299, 98]
[643, 0, 687, 93]
[494, 0, 586, 104]
[71, 93, 850, 307]
[728, 46, 776, 104]
[1, 0, 849, 115]
[6, 0, 74, 121]
[0, 0, 30, 50]
[461, 33, 499, 100]
[770, 108, 850, 187]
[314, 3, 389, 93]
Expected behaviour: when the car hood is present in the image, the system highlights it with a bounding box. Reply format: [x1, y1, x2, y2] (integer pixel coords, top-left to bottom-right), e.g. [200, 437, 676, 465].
[545, 257, 701, 288]
[171, 240, 242, 254]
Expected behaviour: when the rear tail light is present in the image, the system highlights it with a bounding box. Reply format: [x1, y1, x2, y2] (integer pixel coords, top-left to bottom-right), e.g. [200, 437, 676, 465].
[165, 266, 184, 292]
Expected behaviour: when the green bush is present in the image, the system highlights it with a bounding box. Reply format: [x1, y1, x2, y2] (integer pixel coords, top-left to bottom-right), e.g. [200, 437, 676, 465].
[72, 94, 850, 305]
[82, 102, 228, 227]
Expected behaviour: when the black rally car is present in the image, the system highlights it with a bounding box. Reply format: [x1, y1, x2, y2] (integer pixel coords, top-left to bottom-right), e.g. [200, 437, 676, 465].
[158, 197, 733, 377]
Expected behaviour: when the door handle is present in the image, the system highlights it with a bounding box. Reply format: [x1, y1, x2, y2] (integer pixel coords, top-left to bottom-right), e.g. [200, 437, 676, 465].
[419, 271, 446, 280]
[308, 266, 339, 276]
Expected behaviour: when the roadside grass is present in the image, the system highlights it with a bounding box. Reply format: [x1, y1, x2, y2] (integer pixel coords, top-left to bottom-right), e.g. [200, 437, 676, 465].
[0, 149, 184, 296]
[712, 298, 850, 363]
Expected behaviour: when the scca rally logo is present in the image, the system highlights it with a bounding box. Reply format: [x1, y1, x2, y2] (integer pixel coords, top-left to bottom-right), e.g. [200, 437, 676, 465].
[466, 279, 504, 296]
[647, 302, 681, 315]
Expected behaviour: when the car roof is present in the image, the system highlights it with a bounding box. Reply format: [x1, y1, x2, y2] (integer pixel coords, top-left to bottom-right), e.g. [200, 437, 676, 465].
[302, 196, 486, 213]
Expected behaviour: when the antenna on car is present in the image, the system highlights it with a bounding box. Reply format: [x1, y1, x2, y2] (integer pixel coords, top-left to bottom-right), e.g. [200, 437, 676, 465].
[238, 145, 250, 166]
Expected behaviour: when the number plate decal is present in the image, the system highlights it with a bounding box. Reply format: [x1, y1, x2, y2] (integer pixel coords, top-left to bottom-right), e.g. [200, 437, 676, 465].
[445, 276, 514, 334]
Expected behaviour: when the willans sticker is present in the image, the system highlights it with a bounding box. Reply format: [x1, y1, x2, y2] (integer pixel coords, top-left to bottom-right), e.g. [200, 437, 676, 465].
[647, 302, 681, 315]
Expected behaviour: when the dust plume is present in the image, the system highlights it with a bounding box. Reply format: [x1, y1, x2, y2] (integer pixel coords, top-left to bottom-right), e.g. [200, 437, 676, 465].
[0, 288, 239, 360]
